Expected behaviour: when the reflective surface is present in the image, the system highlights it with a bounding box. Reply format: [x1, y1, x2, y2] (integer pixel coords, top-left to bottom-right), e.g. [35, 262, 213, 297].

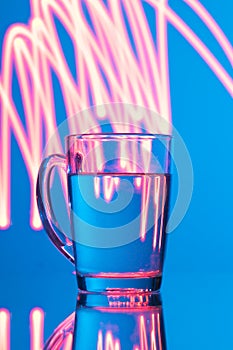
[43, 276, 233, 349]
[44, 292, 166, 349]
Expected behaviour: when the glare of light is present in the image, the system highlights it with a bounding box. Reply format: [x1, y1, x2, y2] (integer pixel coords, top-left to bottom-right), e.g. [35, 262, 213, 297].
[151, 313, 158, 350]
[0, 309, 10, 350]
[159, 177, 167, 251]
[96, 105, 106, 118]
[30, 308, 44, 350]
[97, 330, 103, 350]
[98, 330, 121, 350]
[157, 313, 162, 350]
[120, 160, 126, 169]
[135, 177, 142, 188]
[63, 333, 73, 349]
[139, 315, 148, 350]
[139, 176, 151, 241]
[153, 176, 160, 250]
[94, 176, 101, 198]
[103, 176, 116, 202]
[114, 177, 120, 186]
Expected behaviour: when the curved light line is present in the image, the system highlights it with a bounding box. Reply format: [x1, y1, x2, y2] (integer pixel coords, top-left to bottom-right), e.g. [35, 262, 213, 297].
[184, 0, 233, 66]
[149, 0, 233, 96]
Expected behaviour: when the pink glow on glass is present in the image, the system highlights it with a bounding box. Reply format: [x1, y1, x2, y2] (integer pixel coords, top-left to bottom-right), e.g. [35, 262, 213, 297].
[63, 333, 73, 350]
[139, 315, 148, 350]
[103, 176, 117, 202]
[30, 308, 44, 350]
[157, 313, 162, 350]
[151, 314, 157, 350]
[0, 309, 10, 350]
[114, 177, 120, 186]
[94, 176, 101, 198]
[107, 293, 150, 308]
[97, 330, 121, 350]
[97, 330, 103, 350]
[141, 314, 160, 350]
[137, 313, 161, 350]
[140, 176, 151, 241]
[0, 0, 232, 229]
[153, 176, 160, 250]
[158, 177, 167, 251]
[120, 160, 127, 170]
[134, 177, 142, 189]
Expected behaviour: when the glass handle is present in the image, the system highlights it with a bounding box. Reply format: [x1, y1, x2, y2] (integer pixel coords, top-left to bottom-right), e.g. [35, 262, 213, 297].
[36, 154, 75, 264]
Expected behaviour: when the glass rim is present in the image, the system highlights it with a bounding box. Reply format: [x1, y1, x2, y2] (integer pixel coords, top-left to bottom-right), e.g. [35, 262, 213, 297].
[66, 133, 172, 140]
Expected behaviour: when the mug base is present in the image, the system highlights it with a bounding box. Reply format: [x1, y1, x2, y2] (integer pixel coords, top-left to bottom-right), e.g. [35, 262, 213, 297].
[77, 275, 162, 293]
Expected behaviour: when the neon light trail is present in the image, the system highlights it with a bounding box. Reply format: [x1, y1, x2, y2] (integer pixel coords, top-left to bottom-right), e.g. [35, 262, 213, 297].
[0, 308, 44, 350]
[0, 309, 10, 350]
[29, 308, 44, 350]
[0, 0, 232, 230]
[97, 331, 121, 350]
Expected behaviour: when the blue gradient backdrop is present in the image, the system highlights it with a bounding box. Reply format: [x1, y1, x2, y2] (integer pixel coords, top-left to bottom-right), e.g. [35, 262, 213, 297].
[0, 1, 232, 349]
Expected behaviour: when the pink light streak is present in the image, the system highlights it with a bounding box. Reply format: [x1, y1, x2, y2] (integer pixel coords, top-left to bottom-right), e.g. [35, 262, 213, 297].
[133, 313, 162, 350]
[0, 308, 46, 350]
[140, 176, 151, 242]
[153, 176, 160, 250]
[63, 333, 73, 350]
[0, 0, 232, 230]
[149, 0, 233, 95]
[139, 315, 149, 350]
[134, 177, 142, 189]
[30, 308, 44, 350]
[97, 330, 121, 350]
[158, 177, 167, 251]
[0, 309, 10, 350]
[184, 0, 233, 67]
[103, 176, 118, 202]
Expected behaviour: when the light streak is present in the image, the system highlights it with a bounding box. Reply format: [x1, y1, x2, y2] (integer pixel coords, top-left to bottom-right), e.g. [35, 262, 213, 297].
[158, 176, 167, 251]
[97, 330, 121, 350]
[0, 0, 232, 230]
[139, 315, 149, 350]
[0, 309, 10, 350]
[103, 176, 117, 202]
[138, 313, 161, 350]
[97, 330, 103, 350]
[63, 333, 73, 350]
[149, 0, 233, 95]
[140, 175, 152, 241]
[150, 314, 157, 350]
[157, 313, 162, 350]
[0, 308, 46, 350]
[184, 0, 233, 66]
[135, 177, 142, 189]
[94, 176, 101, 198]
[30, 308, 44, 350]
[153, 176, 160, 250]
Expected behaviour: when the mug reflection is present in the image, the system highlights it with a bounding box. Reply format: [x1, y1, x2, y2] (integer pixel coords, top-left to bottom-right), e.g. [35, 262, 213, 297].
[44, 292, 166, 349]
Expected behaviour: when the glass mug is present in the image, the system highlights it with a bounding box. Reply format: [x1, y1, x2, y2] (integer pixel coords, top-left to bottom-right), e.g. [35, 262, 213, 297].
[37, 134, 171, 292]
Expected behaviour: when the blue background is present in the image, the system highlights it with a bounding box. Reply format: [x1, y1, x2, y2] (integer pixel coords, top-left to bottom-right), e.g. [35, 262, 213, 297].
[0, 1, 232, 349]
